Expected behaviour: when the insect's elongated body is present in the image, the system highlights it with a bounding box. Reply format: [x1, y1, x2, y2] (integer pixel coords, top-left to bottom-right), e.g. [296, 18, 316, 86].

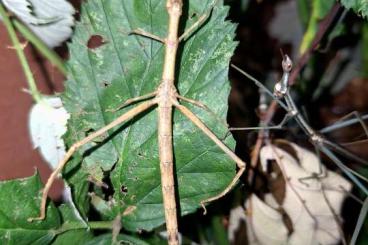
[157, 3, 182, 241]
[28, 1, 247, 245]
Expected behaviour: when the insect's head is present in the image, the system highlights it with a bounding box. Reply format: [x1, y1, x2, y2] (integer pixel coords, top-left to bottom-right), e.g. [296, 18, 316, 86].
[282, 54, 293, 72]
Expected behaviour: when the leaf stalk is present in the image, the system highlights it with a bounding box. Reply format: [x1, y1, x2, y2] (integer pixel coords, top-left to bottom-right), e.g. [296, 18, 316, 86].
[0, 3, 42, 103]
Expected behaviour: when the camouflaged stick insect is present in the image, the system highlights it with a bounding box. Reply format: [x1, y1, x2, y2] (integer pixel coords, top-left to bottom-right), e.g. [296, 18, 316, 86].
[233, 55, 368, 186]
[233, 55, 368, 244]
[28, 1, 246, 245]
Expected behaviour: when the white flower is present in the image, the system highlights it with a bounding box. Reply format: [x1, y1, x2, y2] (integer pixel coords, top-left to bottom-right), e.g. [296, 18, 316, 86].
[1, 0, 75, 47]
[28, 96, 69, 169]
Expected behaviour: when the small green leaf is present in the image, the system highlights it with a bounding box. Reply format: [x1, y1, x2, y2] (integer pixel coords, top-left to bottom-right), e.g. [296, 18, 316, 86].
[0, 172, 60, 244]
[84, 234, 150, 245]
[63, 0, 237, 232]
[52, 230, 94, 245]
[299, 0, 335, 54]
[340, 0, 368, 19]
[297, 0, 311, 27]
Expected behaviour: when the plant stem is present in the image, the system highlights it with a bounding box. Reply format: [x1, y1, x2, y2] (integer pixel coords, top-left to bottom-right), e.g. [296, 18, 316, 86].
[56, 221, 114, 234]
[289, 3, 342, 86]
[12, 19, 67, 75]
[211, 215, 229, 245]
[0, 3, 42, 103]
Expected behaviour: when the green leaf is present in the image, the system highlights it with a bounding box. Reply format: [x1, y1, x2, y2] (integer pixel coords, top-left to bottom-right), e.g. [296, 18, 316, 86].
[299, 0, 335, 54]
[84, 234, 150, 245]
[0, 172, 61, 244]
[340, 0, 368, 19]
[363, 23, 368, 77]
[297, 0, 311, 27]
[63, 0, 237, 232]
[52, 230, 94, 245]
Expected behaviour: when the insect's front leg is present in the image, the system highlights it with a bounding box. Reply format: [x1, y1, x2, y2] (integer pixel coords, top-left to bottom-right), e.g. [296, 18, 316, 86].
[178, 4, 214, 41]
[129, 28, 165, 43]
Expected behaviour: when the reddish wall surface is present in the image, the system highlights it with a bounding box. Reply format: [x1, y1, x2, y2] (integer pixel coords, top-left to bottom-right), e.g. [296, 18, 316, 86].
[0, 24, 65, 200]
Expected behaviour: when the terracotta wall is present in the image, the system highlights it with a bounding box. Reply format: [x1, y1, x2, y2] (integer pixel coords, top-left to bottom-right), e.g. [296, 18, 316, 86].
[0, 24, 65, 200]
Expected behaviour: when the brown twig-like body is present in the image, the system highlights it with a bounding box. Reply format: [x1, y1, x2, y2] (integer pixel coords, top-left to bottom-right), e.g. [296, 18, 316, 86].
[29, 1, 246, 244]
[156, 1, 182, 243]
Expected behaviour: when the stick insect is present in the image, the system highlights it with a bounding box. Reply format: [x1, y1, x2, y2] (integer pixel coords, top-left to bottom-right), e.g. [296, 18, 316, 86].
[27, 1, 246, 245]
[232, 55, 368, 244]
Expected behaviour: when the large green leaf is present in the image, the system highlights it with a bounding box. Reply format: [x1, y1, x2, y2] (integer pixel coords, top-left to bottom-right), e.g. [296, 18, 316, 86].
[52, 230, 93, 245]
[340, 0, 368, 19]
[62, 0, 238, 232]
[0, 173, 60, 244]
[52, 205, 94, 245]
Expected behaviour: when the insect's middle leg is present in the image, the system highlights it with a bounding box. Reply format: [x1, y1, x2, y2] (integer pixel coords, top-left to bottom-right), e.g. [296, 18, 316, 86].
[320, 111, 368, 137]
[176, 94, 228, 128]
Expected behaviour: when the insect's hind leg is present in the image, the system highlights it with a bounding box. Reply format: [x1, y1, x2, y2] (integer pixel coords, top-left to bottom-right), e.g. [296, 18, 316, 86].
[178, 1, 218, 41]
[298, 147, 326, 187]
[176, 94, 228, 128]
[129, 28, 165, 43]
[320, 111, 368, 137]
[175, 103, 246, 214]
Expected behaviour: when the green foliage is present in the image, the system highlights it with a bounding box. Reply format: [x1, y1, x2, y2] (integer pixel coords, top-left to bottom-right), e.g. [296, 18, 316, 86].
[0, 173, 60, 244]
[84, 234, 150, 245]
[297, 0, 311, 27]
[363, 23, 368, 77]
[52, 230, 93, 245]
[299, 0, 335, 54]
[52, 205, 94, 245]
[62, 0, 237, 232]
[341, 0, 368, 19]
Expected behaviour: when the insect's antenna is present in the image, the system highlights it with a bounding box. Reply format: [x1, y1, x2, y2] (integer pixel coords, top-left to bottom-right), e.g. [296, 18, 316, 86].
[230, 64, 288, 110]
[279, 48, 285, 59]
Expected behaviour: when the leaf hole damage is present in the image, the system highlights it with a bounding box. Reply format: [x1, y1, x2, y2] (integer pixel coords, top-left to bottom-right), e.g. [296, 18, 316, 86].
[101, 81, 110, 88]
[120, 185, 128, 193]
[189, 12, 197, 20]
[87, 35, 106, 49]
